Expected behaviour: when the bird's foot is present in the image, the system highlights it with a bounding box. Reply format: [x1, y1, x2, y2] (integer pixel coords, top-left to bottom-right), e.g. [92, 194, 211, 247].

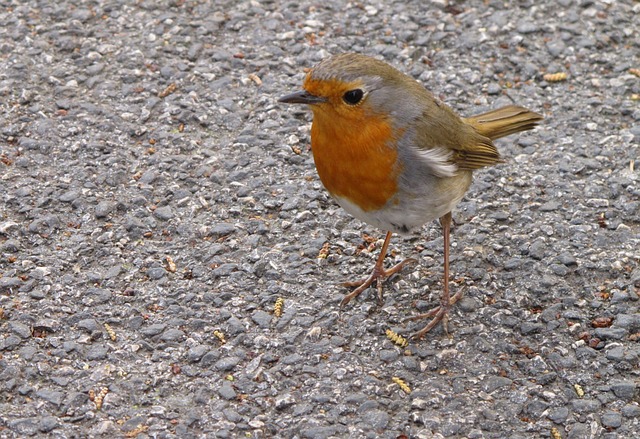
[340, 258, 417, 307]
[407, 288, 465, 339]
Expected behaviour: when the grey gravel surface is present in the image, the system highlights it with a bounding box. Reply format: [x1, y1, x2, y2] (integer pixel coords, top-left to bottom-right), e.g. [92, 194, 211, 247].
[1, 0, 639, 438]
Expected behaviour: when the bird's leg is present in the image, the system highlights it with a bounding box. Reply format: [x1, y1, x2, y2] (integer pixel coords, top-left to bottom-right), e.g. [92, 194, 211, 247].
[409, 212, 464, 338]
[341, 231, 417, 307]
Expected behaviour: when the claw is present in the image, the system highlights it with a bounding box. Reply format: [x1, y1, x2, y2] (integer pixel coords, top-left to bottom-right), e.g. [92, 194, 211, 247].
[408, 288, 464, 339]
[340, 231, 417, 307]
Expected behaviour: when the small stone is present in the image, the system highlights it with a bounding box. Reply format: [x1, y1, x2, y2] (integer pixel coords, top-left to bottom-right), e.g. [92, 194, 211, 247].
[139, 170, 156, 184]
[95, 201, 116, 218]
[160, 329, 185, 341]
[275, 393, 296, 410]
[379, 349, 399, 362]
[86, 345, 109, 361]
[36, 389, 65, 407]
[282, 353, 303, 365]
[87, 63, 105, 75]
[251, 310, 272, 328]
[610, 380, 636, 400]
[558, 253, 577, 266]
[539, 201, 560, 211]
[212, 263, 238, 277]
[529, 239, 546, 260]
[547, 40, 566, 57]
[39, 416, 59, 433]
[0, 221, 19, 234]
[215, 356, 242, 371]
[154, 206, 174, 220]
[606, 346, 625, 362]
[19, 346, 38, 360]
[595, 327, 627, 340]
[571, 398, 601, 413]
[362, 409, 390, 429]
[482, 375, 513, 393]
[0, 277, 22, 290]
[218, 381, 236, 400]
[104, 265, 122, 279]
[631, 268, 640, 287]
[550, 264, 569, 276]
[621, 404, 640, 418]
[77, 319, 101, 332]
[8, 418, 39, 436]
[547, 406, 569, 423]
[92, 421, 118, 436]
[491, 211, 510, 221]
[211, 223, 236, 236]
[200, 351, 221, 366]
[586, 198, 609, 208]
[1, 239, 20, 252]
[568, 423, 589, 439]
[601, 411, 622, 429]
[226, 316, 246, 334]
[147, 267, 166, 279]
[188, 345, 209, 362]
[611, 290, 632, 303]
[520, 322, 544, 335]
[59, 190, 80, 203]
[2, 334, 22, 349]
[516, 21, 538, 34]
[487, 83, 501, 95]
[10, 321, 32, 339]
[141, 323, 166, 337]
[504, 257, 522, 270]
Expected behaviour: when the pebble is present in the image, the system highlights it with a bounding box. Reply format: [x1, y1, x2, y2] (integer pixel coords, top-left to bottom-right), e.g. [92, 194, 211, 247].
[595, 328, 627, 340]
[275, 393, 296, 410]
[35, 389, 65, 407]
[153, 206, 174, 220]
[160, 328, 185, 341]
[218, 381, 237, 400]
[39, 416, 60, 433]
[361, 409, 390, 429]
[251, 310, 272, 328]
[86, 346, 109, 361]
[601, 411, 622, 429]
[215, 356, 242, 371]
[77, 319, 101, 332]
[621, 404, 640, 418]
[95, 201, 116, 218]
[571, 398, 601, 413]
[8, 418, 40, 436]
[481, 376, 513, 393]
[9, 321, 32, 339]
[610, 381, 636, 400]
[188, 345, 209, 362]
[141, 324, 167, 337]
[210, 223, 236, 236]
[568, 423, 589, 439]
[547, 406, 569, 423]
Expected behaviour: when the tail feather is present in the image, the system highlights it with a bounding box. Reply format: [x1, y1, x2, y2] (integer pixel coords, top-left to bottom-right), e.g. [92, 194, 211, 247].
[464, 105, 543, 141]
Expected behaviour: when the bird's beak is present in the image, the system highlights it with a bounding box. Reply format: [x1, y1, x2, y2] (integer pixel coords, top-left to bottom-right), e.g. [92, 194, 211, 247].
[278, 90, 327, 105]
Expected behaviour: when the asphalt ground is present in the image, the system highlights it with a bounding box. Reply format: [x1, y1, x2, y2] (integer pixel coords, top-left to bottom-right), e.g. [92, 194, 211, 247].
[0, 1, 639, 438]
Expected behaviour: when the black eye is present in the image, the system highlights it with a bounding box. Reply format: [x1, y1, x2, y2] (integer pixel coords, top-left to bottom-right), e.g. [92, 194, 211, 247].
[342, 89, 364, 105]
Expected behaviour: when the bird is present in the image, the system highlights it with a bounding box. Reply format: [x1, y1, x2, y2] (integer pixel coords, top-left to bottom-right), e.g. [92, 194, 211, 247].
[278, 53, 543, 338]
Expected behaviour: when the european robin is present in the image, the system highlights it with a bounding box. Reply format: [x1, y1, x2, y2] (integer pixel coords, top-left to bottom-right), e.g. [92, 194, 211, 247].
[279, 53, 543, 338]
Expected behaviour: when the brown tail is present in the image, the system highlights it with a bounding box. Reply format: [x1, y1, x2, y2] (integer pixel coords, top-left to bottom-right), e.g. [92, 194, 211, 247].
[464, 105, 543, 141]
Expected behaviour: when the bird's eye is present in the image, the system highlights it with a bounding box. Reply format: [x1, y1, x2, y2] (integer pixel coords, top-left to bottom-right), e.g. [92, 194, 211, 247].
[342, 89, 364, 105]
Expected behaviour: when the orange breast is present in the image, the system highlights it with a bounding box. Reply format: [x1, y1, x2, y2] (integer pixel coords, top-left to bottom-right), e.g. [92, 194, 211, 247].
[310, 107, 401, 211]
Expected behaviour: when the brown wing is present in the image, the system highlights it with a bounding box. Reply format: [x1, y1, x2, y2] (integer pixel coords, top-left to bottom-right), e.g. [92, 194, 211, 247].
[415, 103, 543, 171]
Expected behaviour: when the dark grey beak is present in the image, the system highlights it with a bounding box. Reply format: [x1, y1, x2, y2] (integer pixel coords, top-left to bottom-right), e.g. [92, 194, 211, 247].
[278, 90, 327, 105]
